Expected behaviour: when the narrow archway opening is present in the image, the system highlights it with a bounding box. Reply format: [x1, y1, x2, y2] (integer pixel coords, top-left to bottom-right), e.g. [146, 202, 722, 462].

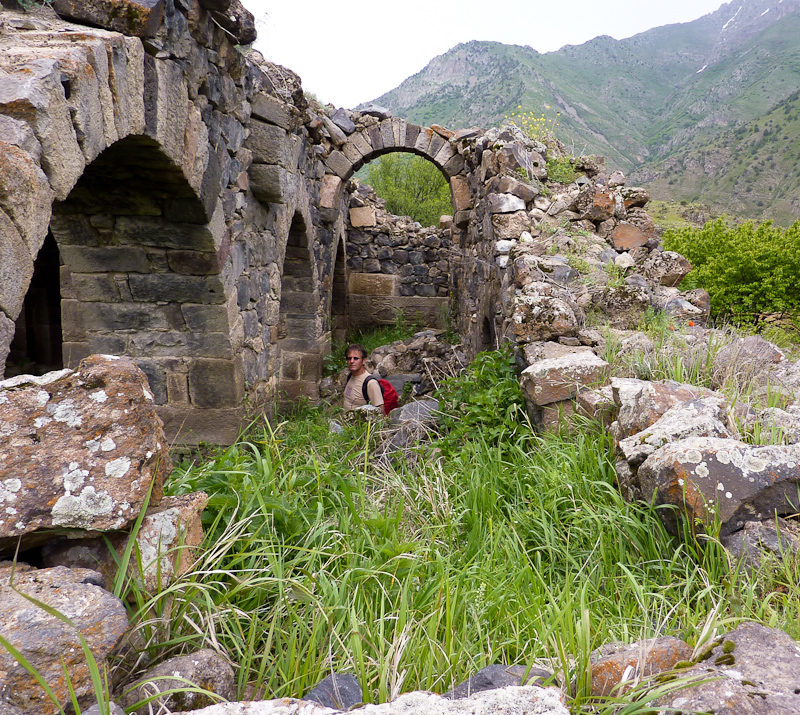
[7, 232, 62, 377]
[278, 212, 321, 404]
[479, 316, 494, 352]
[331, 237, 348, 345]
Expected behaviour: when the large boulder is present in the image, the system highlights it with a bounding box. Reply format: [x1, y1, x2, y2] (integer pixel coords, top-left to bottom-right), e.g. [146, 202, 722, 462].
[0, 355, 172, 554]
[610, 378, 716, 441]
[0, 564, 129, 715]
[637, 437, 800, 536]
[654, 623, 800, 714]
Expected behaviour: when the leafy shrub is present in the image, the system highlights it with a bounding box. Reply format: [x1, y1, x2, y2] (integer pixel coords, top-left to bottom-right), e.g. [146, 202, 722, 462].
[545, 156, 578, 184]
[435, 347, 527, 452]
[663, 218, 800, 320]
[362, 153, 451, 227]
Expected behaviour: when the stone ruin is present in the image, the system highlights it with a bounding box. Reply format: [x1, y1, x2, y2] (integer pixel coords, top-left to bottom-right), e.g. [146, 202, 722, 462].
[2, 3, 800, 715]
[0, 0, 711, 448]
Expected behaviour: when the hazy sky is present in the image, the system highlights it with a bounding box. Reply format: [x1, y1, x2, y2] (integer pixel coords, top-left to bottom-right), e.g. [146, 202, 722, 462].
[243, 0, 731, 109]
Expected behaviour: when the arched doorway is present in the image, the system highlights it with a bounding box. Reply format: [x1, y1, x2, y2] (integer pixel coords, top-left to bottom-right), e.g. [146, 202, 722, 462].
[278, 212, 323, 404]
[6, 233, 62, 377]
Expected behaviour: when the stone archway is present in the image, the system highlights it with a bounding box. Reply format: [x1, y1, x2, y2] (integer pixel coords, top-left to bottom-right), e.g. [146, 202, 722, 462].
[331, 235, 348, 345]
[277, 211, 323, 404]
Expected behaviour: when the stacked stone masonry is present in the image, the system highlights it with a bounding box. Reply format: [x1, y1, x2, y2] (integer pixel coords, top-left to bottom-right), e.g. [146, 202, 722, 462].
[0, 2, 699, 445]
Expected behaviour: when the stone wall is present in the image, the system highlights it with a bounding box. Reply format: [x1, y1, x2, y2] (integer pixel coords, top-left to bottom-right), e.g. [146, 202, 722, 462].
[346, 181, 451, 330]
[0, 0, 697, 446]
[0, 2, 478, 446]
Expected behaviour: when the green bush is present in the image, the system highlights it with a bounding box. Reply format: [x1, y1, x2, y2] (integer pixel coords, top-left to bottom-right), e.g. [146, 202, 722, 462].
[663, 218, 800, 320]
[363, 153, 451, 226]
[545, 156, 578, 184]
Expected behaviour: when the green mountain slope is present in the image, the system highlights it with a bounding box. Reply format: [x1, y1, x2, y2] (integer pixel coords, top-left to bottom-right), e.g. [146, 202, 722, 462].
[368, 0, 800, 224]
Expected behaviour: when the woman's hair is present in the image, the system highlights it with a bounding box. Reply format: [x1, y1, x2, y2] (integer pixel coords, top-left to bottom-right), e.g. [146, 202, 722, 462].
[345, 344, 368, 359]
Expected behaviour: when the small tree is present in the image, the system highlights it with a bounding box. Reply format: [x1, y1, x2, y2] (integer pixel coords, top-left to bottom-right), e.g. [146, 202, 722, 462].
[363, 153, 451, 227]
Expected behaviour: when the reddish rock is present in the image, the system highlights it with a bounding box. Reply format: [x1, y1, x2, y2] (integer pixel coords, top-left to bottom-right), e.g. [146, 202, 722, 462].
[0, 564, 129, 715]
[591, 636, 692, 697]
[0, 355, 171, 554]
[574, 186, 615, 222]
[610, 223, 648, 251]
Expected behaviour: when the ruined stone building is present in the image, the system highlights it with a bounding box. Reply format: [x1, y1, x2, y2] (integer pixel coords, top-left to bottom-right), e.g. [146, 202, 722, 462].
[0, 0, 691, 445]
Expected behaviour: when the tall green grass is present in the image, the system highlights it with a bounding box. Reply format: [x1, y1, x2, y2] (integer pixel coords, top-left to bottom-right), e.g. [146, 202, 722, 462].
[115, 351, 797, 713]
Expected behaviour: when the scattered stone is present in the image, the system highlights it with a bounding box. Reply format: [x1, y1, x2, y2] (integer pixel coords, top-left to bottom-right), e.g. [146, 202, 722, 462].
[302, 673, 362, 710]
[590, 636, 692, 698]
[0, 565, 128, 715]
[120, 649, 235, 715]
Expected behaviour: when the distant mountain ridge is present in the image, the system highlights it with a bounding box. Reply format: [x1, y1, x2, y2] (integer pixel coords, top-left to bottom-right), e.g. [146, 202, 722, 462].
[368, 0, 800, 225]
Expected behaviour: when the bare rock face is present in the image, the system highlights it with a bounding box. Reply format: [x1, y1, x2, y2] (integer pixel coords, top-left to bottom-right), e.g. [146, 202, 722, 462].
[0, 564, 129, 715]
[0, 355, 171, 554]
[120, 649, 235, 715]
[52, 0, 166, 38]
[712, 335, 787, 387]
[41, 491, 208, 592]
[590, 636, 692, 698]
[654, 623, 800, 714]
[637, 437, 800, 536]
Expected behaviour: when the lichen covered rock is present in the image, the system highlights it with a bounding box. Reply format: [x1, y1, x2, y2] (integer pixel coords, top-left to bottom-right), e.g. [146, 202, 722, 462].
[0, 355, 171, 553]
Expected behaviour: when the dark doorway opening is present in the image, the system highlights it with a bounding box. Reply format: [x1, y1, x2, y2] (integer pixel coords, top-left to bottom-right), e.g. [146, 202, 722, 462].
[8, 233, 63, 377]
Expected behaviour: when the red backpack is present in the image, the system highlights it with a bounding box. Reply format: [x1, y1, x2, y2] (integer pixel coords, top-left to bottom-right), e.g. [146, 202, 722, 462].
[347, 374, 399, 415]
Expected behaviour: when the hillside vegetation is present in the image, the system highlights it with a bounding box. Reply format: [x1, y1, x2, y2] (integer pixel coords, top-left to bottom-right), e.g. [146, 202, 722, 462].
[367, 0, 800, 225]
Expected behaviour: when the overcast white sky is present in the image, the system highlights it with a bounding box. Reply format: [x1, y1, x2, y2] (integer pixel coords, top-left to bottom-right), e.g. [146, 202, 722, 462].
[242, 0, 730, 109]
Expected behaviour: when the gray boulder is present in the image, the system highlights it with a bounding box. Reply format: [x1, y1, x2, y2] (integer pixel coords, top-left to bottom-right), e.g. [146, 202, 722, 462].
[0, 564, 128, 715]
[444, 665, 551, 699]
[721, 519, 800, 574]
[654, 623, 800, 714]
[637, 437, 800, 536]
[119, 649, 235, 715]
[389, 399, 440, 427]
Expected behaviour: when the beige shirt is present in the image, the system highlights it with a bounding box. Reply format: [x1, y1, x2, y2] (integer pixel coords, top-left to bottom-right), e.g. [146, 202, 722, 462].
[344, 372, 384, 411]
